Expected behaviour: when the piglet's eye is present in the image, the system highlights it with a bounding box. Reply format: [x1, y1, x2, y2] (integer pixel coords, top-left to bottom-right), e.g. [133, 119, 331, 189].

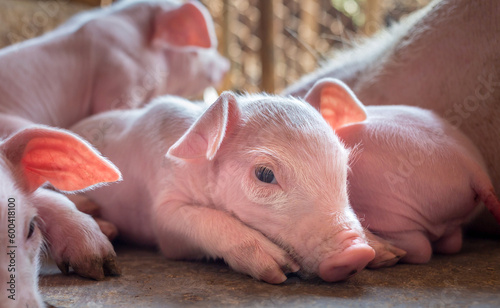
[255, 166, 277, 184]
[27, 218, 36, 240]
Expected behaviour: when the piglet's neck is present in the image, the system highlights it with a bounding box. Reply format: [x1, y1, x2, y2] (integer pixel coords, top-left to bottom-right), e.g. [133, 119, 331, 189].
[155, 156, 217, 208]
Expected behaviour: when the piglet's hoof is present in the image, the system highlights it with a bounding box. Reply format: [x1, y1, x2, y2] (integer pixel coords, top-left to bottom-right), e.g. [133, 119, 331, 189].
[70, 194, 101, 216]
[95, 218, 119, 241]
[44, 302, 58, 308]
[365, 232, 407, 269]
[57, 252, 121, 280]
[45, 205, 122, 280]
[69, 195, 120, 241]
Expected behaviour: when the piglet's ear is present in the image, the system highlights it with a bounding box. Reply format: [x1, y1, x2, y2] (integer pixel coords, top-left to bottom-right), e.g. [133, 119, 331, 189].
[304, 78, 367, 129]
[167, 92, 240, 161]
[153, 1, 215, 48]
[3, 126, 121, 193]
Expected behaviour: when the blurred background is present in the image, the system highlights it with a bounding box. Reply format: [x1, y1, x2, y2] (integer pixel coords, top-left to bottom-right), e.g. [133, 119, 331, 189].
[0, 0, 432, 94]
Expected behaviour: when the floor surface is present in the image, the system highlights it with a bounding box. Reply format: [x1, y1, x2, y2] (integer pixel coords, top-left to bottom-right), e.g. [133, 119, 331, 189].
[40, 236, 500, 307]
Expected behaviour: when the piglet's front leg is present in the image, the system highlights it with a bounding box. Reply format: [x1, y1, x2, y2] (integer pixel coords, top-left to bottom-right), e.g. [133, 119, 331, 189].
[34, 189, 120, 280]
[154, 201, 300, 284]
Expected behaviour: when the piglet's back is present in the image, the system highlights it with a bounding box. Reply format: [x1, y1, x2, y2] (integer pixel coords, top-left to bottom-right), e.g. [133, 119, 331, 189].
[338, 104, 491, 237]
[69, 96, 205, 244]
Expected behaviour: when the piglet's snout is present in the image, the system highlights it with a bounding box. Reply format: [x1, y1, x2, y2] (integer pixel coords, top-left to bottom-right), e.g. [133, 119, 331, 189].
[318, 239, 375, 282]
[209, 57, 230, 84]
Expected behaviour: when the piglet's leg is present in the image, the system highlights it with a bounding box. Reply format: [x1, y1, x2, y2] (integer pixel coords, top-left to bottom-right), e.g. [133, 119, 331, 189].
[153, 201, 300, 284]
[68, 194, 119, 241]
[382, 231, 433, 264]
[432, 228, 462, 254]
[365, 231, 407, 269]
[34, 189, 120, 280]
[480, 189, 500, 224]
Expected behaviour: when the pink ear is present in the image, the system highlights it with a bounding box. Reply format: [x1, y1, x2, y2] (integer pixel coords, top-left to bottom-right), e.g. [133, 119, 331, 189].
[167, 92, 240, 160]
[153, 1, 214, 48]
[304, 78, 367, 129]
[3, 126, 121, 193]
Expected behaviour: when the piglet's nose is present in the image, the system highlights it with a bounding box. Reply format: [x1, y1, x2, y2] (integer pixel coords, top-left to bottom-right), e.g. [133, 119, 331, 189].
[318, 243, 375, 282]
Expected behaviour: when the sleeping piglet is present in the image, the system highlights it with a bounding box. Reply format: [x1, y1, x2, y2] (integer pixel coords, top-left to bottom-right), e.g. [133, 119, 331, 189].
[1, 126, 121, 308]
[70, 88, 389, 283]
[304, 78, 500, 264]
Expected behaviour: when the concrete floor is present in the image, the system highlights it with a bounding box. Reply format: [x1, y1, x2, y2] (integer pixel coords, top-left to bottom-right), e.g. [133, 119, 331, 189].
[40, 236, 500, 307]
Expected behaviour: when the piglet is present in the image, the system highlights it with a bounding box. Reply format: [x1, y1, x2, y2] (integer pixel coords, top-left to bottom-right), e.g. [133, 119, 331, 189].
[304, 78, 500, 264]
[70, 89, 383, 284]
[1, 125, 121, 308]
[0, 0, 227, 281]
[0, 0, 228, 136]
[283, 1, 500, 236]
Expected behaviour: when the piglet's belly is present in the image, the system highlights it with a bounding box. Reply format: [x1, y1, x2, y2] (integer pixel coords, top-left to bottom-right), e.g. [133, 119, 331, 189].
[100, 202, 157, 246]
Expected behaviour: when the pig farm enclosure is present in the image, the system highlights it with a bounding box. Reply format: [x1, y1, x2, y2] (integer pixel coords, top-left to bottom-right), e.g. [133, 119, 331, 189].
[0, 0, 434, 94]
[1, 0, 499, 307]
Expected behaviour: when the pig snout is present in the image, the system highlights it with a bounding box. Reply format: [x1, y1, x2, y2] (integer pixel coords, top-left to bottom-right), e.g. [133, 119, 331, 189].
[318, 238, 375, 282]
[205, 52, 230, 86]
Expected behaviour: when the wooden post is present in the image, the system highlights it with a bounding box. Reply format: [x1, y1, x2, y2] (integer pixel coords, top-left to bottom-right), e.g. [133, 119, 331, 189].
[363, 0, 382, 36]
[258, 0, 275, 93]
[299, 0, 320, 72]
[70, 0, 103, 6]
[100, 0, 114, 7]
[220, 0, 232, 91]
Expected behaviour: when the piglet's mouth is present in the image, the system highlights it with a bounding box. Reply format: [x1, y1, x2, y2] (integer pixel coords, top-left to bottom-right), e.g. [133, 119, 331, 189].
[274, 236, 375, 282]
[285, 269, 359, 281]
[272, 241, 317, 280]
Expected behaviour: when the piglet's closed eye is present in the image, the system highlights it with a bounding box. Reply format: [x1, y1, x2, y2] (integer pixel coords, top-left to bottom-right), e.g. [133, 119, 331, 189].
[304, 78, 367, 129]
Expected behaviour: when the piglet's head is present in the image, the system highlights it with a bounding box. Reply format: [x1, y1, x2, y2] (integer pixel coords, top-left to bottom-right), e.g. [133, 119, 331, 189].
[0, 126, 121, 307]
[167, 90, 374, 282]
[152, 1, 229, 98]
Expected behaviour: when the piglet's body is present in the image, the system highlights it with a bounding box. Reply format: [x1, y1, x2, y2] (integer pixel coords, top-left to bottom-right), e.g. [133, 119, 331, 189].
[306, 79, 500, 264]
[0, 0, 228, 136]
[71, 90, 382, 284]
